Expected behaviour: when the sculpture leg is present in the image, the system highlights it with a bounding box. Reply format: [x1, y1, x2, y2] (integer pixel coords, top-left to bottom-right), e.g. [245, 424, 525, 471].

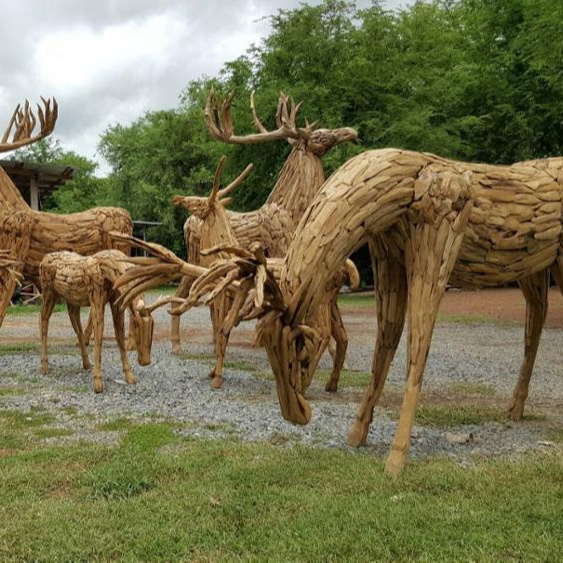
[110, 302, 136, 385]
[209, 296, 229, 389]
[507, 269, 550, 420]
[83, 311, 93, 346]
[125, 309, 137, 351]
[90, 292, 105, 393]
[40, 288, 57, 375]
[170, 275, 193, 355]
[347, 238, 407, 447]
[67, 304, 91, 370]
[386, 211, 469, 476]
[325, 301, 348, 393]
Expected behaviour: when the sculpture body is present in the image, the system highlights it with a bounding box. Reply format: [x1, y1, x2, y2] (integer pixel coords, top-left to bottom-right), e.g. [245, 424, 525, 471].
[39, 250, 155, 392]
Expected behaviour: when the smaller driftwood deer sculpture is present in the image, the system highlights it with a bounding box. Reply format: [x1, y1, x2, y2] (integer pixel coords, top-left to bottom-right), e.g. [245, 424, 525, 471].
[39, 250, 157, 392]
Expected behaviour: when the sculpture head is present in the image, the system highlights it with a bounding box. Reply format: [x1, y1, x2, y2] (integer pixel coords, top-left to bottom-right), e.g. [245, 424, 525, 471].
[306, 127, 358, 156]
[131, 297, 155, 366]
[173, 156, 253, 220]
[183, 245, 360, 426]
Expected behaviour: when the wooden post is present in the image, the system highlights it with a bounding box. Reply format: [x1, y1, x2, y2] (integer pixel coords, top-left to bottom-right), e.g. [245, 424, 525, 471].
[30, 175, 39, 211]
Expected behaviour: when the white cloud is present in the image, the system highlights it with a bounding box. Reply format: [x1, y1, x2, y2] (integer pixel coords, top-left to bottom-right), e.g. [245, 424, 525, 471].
[0, 0, 412, 174]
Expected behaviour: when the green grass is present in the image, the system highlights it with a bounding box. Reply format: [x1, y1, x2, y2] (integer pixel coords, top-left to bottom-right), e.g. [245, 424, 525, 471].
[0, 342, 40, 356]
[97, 418, 140, 432]
[0, 386, 26, 397]
[337, 292, 375, 308]
[145, 285, 178, 296]
[6, 303, 66, 316]
[224, 360, 258, 372]
[411, 404, 544, 428]
[33, 428, 74, 440]
[317, 368, 373, 388]
[0, 422, 562, 560]
[436, 312, 519, 326]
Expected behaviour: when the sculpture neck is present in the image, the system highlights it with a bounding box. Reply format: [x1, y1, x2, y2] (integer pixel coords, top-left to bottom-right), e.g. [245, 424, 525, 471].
[0, 166, 29, 210]
[265, 147, 324, 224]
[199, 207, 238, 265]
[280, 149, 420, 325]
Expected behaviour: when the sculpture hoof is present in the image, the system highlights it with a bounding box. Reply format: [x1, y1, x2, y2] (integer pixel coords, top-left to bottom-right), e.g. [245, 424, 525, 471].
[384, 453, 405, 477]
[325, 381, 338, 393]
[210, 377, 223, 390]
[93, 382, 103, 393]
[508, 403, 524, 422]
[347, 424, 367, 448]
[171, 344, 182, 355]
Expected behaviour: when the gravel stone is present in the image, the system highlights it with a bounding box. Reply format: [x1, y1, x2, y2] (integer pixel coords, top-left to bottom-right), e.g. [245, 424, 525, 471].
[1, 303, 562, 463]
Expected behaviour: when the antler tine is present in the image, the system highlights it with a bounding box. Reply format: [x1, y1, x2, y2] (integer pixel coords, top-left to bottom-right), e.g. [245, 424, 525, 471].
[218, 163, 253, 200]
[209, 155, 228, 203]
[0, 96, 58, 153]
[250, 90, 268, 134]
[204, 88, 310, 145]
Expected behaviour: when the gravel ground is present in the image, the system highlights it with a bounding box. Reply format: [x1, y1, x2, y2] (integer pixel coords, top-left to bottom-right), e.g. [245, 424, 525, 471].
[1, 301, 563, 464]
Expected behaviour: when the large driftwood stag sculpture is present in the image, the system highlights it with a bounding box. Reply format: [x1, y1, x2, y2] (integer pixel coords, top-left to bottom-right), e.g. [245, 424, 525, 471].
[171, 156, 360, 391]
[40, 250, 157, 392]
[176, 148, 563, 476]
[0, 99, 133, 329]
[170, 90, 357, 354]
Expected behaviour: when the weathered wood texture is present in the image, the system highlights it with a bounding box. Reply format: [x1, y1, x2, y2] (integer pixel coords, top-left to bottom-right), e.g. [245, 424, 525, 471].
[170, 90, 357, 351]
[0, 99, 134, 335]
[39, 250, 155, 392]
[176, 147, 563, 475]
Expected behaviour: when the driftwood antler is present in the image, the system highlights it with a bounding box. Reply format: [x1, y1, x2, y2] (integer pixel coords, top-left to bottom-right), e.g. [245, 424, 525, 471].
[204, 89, 315, 145]
[0, 97, 58, 153]
[176, 242, 285, 327]
[108, 232, 208, 308]
[173, 156, 254, 213]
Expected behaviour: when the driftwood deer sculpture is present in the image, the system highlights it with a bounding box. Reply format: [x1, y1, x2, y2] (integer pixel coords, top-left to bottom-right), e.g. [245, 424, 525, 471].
[0, 98, 133, 331]
[173, 156, 254, 389]
[40, 250, 157, 393]
[173, 147, 563, 476]
[170, 90, 357, 354]
[172, 156, 360, 390]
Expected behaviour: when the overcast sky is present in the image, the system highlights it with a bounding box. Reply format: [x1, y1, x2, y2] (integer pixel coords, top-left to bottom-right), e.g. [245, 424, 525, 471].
[0, 0, 410, 173]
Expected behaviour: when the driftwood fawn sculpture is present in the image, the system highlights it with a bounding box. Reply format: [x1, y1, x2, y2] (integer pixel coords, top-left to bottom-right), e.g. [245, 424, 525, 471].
[170, 90, 357, 354]
[0, 99, 133, 330]
[177, 147, 563, 475]
[40, 250, 156, 393]
[171, 156, 360, 391]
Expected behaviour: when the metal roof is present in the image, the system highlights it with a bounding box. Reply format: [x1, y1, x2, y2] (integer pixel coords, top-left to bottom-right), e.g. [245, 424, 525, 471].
[0, 159, 77, 193]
